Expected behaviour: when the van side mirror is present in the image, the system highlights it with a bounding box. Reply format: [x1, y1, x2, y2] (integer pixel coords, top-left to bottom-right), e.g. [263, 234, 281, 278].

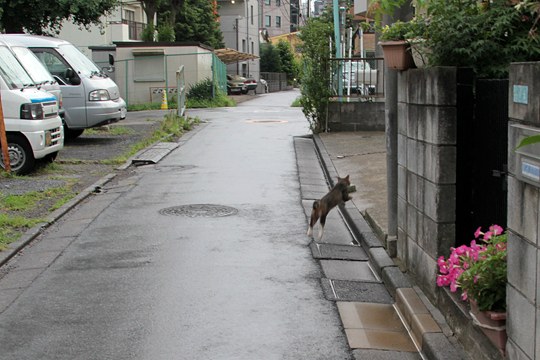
[65, 68, 81, 85]
[108, 54, 114, 66]
[70, 77, 81, 86]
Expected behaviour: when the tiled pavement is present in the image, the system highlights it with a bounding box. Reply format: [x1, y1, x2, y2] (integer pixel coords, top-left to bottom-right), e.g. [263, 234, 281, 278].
[294, 135, 466, 360]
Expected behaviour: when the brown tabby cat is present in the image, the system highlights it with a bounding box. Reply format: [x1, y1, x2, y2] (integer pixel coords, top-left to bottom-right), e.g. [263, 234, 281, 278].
[307, 175, 352, 240]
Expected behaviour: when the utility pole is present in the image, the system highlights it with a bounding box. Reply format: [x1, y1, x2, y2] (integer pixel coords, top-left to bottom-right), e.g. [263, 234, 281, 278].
[0, 91, 10, 173]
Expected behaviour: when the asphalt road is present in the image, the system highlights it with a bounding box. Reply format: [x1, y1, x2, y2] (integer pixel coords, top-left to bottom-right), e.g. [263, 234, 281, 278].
[0, 90, 354, 359]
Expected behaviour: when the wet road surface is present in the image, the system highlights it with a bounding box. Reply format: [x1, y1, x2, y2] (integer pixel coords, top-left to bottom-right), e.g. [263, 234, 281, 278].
[0, 90, 353, 359]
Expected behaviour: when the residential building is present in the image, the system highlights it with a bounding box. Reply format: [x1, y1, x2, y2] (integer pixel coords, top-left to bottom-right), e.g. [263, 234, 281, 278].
[261, 0, 292, 38]
[217, 0, 261, 79]
[53, 0, 148, 57]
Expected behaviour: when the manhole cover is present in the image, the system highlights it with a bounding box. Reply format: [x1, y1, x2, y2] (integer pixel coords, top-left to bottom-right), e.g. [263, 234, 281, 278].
[246, 120, 288, 124]
[159, 204, 238, 218]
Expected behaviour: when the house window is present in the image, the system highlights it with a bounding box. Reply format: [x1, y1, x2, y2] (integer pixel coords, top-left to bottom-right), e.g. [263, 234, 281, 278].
[242, 39, 246, 52]
[276, 16, 281, 28]
[251, 41, 254, 55]
[132, 50, 165, 82]
[251, 5, 254, 25]
[276, 0, 280, 5]
[264, 0, 270, 5]
[265, 15, 271, 27]
[125, 9, 138, 40]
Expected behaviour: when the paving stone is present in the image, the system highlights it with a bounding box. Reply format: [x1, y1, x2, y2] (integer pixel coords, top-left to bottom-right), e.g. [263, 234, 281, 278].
[352, 349, 422, 359]
[310, 242, 368, 261]
[320, 279, 393, 303]
[320, 260, 377, 282]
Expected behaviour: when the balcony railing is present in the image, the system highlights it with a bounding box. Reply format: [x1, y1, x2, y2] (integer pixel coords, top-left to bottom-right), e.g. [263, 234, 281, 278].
[124, 19, 145, 40]
[329, 57, 385, 101]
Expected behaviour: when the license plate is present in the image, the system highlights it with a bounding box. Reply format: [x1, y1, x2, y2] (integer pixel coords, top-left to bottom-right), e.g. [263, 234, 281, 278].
[45, 131, 52, 146]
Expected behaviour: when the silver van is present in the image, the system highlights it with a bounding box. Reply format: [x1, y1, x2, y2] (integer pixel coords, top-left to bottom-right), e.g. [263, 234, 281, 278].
[3, 34, 126, 139]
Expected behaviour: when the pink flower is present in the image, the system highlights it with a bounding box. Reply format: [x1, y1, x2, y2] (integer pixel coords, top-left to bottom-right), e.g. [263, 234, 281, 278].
[490, 225, 503, 236]
[484, 231, 493, 240]
[474, 227, 483, 238]
[437, 275, 450, 287]
[461, 291, 468, 301]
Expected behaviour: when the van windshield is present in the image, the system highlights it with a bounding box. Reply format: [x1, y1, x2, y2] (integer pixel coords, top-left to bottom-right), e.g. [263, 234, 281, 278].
[59, 44, 102, 78]
[0, 46, 34, 90]
[12, 46, 55, 85]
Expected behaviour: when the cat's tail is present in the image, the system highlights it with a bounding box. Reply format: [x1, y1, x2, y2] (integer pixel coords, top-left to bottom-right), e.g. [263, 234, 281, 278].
[312, 200, 320, 209]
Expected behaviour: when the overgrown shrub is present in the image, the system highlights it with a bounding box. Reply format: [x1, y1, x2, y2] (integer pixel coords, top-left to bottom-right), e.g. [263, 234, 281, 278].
[298, 17, 333, 132]
[157, 23, 175, 42]
[187, 78, 215, 100]
[141, 23, 155, 42]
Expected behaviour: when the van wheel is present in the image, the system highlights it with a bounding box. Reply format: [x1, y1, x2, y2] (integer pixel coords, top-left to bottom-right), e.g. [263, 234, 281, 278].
[65, 128, 84, 141]
[0, 134, 35, 175]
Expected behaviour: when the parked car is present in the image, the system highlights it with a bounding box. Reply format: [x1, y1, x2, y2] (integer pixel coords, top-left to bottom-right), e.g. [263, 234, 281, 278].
[342, 60, 378, 95]
[259, 78, 268, 93]
[227, 75, 247, 95]
[243, 78, 258, 93]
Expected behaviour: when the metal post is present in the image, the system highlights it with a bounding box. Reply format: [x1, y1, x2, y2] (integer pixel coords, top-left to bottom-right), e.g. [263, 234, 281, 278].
[236, 18, 239, 75]
[332, 0, 342, 99]
[382, 4, 413, 257]
[385, 65, 398, 257]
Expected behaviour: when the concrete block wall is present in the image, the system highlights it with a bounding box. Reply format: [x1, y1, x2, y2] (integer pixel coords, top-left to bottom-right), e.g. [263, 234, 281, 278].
[506, 62, 540, 360]
[396, 67, 458, 301]
[327, 100, 385, 131]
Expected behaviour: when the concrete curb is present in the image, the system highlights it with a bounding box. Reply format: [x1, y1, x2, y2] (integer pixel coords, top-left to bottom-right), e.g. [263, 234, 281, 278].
[312, 133, 466, 360]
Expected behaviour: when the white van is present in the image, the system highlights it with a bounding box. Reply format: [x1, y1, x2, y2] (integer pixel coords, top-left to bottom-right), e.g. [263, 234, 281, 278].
[0, 42, 63, 174]
[3, 34, 127, 139]
[0, 35, 63, 118]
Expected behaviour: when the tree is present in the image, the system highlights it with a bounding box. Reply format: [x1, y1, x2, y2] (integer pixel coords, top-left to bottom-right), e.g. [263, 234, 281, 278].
[140, 0, 165, 28]
[0, 0, 118, 34]
[298, 16, 333, 132]
[260, 43, 282, 72]
[161, 0, 224, 48]
[275, 40, 299, 83]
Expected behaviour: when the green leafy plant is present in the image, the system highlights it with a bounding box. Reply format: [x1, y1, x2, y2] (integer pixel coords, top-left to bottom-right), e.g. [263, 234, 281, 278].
[426, 0, 540, 78]
[516, 134, 540, 149]
[379, 20, 414, 41]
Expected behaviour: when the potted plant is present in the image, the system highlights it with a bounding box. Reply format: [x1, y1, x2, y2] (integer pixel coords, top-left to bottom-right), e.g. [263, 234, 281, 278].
[378, 20, 415, 70]
[404, 17, 429, 67]
[437, 225, 507, 355]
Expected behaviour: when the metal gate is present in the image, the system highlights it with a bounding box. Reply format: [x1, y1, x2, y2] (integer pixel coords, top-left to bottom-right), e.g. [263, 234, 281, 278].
[456, 78, 508, 245]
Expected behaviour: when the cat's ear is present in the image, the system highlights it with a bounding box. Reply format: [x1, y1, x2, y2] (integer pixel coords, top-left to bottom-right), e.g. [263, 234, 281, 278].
[345, 175, 350, 181]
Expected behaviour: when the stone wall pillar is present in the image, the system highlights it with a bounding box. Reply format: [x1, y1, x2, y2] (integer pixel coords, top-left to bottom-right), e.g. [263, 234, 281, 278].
[396, 67, 459, 300]
[506, 62, 540, 360]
